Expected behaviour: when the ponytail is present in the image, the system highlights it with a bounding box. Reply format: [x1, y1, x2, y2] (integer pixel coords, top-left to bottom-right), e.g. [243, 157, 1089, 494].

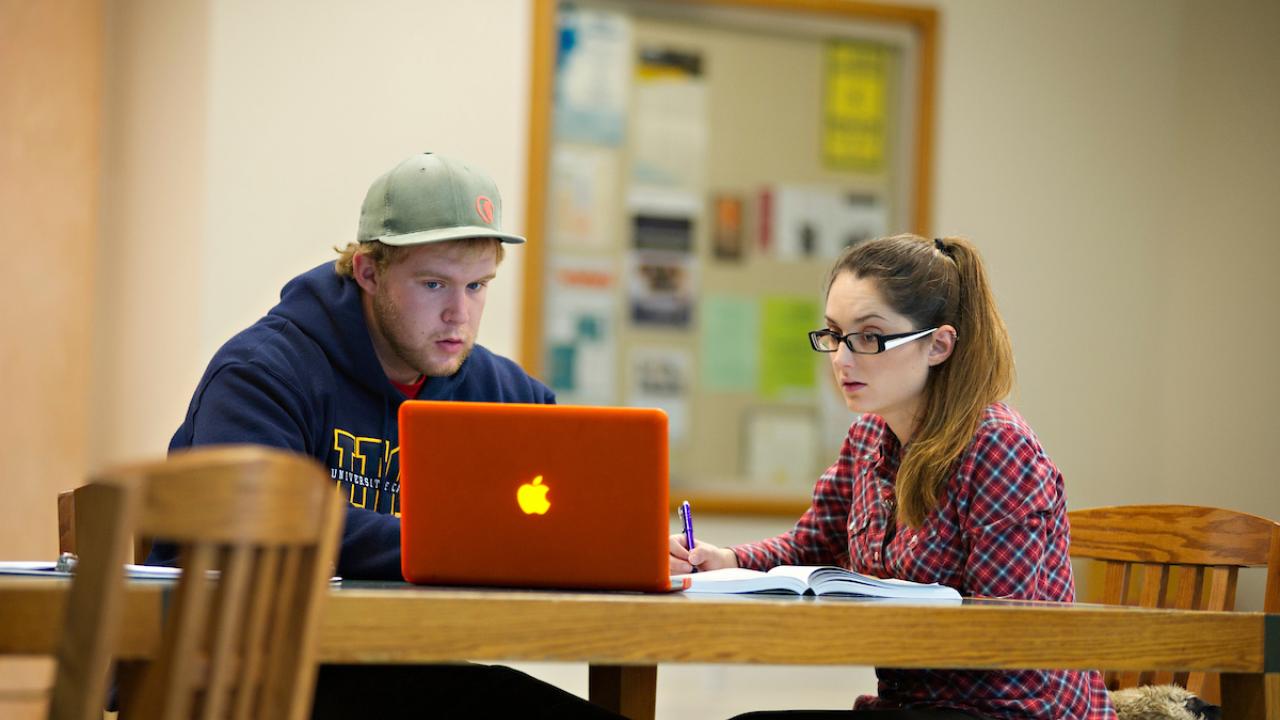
[828, 234, 1014, 527]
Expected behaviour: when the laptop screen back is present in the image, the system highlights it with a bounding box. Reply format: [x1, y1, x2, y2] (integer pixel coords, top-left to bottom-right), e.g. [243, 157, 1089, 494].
[398, 400, 673, 592]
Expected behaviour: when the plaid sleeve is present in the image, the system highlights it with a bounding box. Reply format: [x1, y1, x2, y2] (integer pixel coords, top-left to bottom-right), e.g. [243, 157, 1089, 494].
[731, 434, 857, 571]
[960, 420, 1068, 601]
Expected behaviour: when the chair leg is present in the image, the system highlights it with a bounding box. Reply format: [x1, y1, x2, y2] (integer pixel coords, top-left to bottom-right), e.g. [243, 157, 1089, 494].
[1221, 672, 1271, 720]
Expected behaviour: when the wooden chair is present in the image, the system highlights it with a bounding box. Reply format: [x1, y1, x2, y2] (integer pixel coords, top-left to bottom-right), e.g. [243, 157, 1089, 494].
[47, 446, 345, 720]
[1069, 504, 1280, 704]
[58, 485, 152, 564]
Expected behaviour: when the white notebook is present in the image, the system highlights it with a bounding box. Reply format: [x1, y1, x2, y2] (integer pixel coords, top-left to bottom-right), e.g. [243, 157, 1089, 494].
[0, 560, 181, 580]
[0, 560, 339, 583]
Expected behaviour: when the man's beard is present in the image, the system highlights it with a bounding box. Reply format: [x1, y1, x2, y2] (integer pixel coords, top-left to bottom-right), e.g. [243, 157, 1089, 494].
[372, 290, 472, 378]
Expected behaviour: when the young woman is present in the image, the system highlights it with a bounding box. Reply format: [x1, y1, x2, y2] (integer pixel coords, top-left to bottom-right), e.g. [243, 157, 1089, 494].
[670, 234, 1115, 720]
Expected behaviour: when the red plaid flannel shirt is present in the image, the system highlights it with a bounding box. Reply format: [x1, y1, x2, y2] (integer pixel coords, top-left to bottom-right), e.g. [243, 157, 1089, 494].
[733, 403, 1115, 720]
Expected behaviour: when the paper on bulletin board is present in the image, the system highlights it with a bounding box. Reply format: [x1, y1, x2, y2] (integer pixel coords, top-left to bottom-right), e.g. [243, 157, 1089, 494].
[631, 46, 707, 192]
[549, 144, 619, 250]
[545, 257, 618, 406]
[744, 408, 820, 488]
[711, 193, 745, 261]
[760, 296, 820, 398]
[823, 40, 891, 172]
[627, 195, 697, 328]
[627, 346, 691, 445]
[699, 295, 758, 392]
[555, 7, 632, 145]
[762, 185, 887, 261]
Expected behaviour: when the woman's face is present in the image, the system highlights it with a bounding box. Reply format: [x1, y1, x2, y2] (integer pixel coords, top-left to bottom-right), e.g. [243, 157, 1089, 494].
[823, 271, 951, 439]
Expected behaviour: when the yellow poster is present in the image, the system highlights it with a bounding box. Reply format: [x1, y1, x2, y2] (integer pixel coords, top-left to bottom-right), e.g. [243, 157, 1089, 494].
[823, 41, 890, 172]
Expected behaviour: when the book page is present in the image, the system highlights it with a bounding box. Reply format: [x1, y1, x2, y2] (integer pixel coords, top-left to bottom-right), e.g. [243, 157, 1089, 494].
[677, 567, 808, 594]
[765, 565, 827, 584]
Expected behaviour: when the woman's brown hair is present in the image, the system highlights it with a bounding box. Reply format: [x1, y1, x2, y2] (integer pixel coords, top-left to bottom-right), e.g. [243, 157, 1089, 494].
[827, 234, 1014, 527]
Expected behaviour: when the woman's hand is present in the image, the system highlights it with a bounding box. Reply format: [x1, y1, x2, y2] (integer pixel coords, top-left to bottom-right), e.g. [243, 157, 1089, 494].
[668, 534, 739, 574]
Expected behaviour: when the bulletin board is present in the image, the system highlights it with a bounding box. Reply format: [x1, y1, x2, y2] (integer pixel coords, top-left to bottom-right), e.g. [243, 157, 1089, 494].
[519, 0, 938, 515]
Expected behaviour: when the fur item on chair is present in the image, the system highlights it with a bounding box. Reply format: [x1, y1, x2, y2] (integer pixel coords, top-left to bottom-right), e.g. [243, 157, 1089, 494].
[1109, 685, 1221, 720]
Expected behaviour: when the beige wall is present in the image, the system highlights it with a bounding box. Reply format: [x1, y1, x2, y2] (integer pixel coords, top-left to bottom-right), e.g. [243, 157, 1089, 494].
[1155, 0, 1280, 514]
[922, 0, 1279, 515]
[94, 0, 209, 467]
[0, 0, 102, 558]
[0, 0, 103, 711]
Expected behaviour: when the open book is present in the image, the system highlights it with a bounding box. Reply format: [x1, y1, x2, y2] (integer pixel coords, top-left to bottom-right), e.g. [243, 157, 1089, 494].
[676, 565, 962, 601]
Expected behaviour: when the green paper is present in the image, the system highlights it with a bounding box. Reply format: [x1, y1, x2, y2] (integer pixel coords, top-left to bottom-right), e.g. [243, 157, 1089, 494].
[760, 296, 819, 397]
[699, 295, 759, 391]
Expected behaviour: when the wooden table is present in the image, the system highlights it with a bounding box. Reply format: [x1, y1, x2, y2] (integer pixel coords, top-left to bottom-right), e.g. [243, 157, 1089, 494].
[2, 578, 1276, 719]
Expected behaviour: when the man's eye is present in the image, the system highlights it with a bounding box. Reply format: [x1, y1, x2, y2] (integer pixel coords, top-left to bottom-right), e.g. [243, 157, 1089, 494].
[467, 281, 486, 291]
[423, 281, 442, 290]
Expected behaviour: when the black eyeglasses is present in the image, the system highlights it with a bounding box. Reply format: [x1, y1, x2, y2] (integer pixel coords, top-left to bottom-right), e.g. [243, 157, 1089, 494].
[808, 327, 938, 355]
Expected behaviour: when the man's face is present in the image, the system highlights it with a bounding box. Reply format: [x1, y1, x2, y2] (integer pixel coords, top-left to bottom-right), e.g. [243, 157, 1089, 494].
[361, 241, 498, 381]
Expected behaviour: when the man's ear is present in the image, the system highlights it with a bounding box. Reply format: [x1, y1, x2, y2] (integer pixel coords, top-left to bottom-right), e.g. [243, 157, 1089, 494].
[351, 251, 380, 295]
[927, 324, 957, 367]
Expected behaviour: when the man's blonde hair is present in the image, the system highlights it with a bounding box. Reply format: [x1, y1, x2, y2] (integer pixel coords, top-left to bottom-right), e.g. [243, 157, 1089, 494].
[334, 238, 505, 277]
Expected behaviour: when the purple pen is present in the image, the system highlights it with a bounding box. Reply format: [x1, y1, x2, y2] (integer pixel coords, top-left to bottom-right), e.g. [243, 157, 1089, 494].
[679, 500, 697, 573]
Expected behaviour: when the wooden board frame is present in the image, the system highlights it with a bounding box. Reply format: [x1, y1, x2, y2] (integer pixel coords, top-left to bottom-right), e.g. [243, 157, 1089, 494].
[519, 0, 938, 516]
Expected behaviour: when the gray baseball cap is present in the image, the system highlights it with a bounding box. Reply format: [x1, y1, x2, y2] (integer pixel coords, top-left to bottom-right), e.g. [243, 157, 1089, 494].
[357, 152, 526, 246]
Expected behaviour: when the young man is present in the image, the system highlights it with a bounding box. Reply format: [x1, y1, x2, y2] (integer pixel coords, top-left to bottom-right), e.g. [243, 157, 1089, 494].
[161, 152, 553, 580]
[159, 153, 616, 718]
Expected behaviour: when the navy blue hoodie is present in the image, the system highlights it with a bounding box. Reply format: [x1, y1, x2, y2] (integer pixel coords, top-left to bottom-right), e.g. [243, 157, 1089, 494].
[161, 262, 555, 579]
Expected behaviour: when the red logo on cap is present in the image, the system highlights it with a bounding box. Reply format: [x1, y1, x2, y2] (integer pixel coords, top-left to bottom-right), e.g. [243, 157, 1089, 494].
[475, 196, 495, 224]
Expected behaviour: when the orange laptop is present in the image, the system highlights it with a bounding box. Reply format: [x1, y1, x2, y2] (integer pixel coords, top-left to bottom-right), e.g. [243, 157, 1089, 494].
[398, 400, 678, 592]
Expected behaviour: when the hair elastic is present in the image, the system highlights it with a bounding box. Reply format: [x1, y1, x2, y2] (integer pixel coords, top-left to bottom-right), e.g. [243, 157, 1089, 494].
[933, 238, 953, 257]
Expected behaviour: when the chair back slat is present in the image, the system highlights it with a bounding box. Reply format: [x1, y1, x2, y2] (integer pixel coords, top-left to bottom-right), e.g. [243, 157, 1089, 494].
[234, 548, 281, 720]
[49, 446, 344, 720]
[281, 496, 343, 718]
[1070, 504, 1280, 707]
[1167, 565, 1203, 610]
[1101, 560, 1129, 606]
[48, 482, 139, 720]
[1136, 562, 1168, 608]
[1118, 563, 1169, 688]
[1160, 565, 1203, 689]
[202, 544, 254, 720]
[1141, 561, 1172, 681]
[259, 545, 303, 717]
[1205, 565, 1237, 612]
[150, 542, 218, 720]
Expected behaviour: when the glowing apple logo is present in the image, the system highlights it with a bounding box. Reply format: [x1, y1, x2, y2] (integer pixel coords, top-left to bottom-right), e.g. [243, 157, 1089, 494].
[516, 474, 551, 515]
